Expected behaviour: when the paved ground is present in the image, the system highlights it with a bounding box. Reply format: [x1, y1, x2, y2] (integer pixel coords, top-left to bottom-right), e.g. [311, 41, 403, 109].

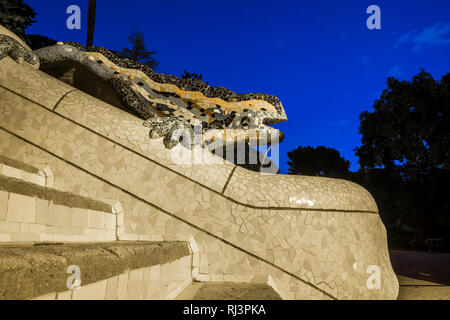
[390, 250, 450, 285]
[177, 251, 450, 300]
[397, 282, 450, 300]
[391, 250, 450, 300]
[176, 283, 282, 300]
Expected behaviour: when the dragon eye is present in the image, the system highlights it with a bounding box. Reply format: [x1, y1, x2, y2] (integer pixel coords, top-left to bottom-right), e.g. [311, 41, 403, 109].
[241, 116, 250, 128]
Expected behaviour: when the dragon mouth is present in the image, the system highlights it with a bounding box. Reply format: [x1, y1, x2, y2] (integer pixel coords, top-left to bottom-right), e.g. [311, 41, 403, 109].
[201, 126, 284, 146]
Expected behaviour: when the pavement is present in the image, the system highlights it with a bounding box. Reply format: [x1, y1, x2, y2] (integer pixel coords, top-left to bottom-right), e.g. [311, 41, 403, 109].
[176, 282, 282, 300]
[176, 251, 450, 300]
[390, 250, 450, 300]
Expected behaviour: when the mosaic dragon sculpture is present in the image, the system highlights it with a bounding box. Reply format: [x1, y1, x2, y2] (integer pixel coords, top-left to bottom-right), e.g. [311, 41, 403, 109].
[0, 34, 287, 158]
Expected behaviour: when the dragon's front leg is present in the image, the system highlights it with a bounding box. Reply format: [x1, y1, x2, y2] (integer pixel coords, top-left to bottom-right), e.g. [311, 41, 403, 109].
[0, 35, 40, 68]
[0, 35, 13, 61]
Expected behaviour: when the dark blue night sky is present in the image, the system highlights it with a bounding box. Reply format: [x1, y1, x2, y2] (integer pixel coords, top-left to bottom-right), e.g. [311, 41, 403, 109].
[26, 0, 450, 173]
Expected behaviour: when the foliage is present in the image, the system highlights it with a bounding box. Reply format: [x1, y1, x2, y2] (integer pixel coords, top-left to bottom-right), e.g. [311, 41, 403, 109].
[181, 70, 202, 80]
[353, 70, 450, 250]
[287, 145, 350, 178]
[287, 70, 450, 250]
[27, 34, 56, 50]
[0, 0, 36, 41]
[118, 30, 158, 69]
[181, 70, 208, 85]
[355, 70, 450, 179]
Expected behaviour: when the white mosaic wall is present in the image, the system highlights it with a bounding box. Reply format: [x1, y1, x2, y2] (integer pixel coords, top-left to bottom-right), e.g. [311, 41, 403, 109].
[0, 56, 399, 299]
[0, 189, 118, 243]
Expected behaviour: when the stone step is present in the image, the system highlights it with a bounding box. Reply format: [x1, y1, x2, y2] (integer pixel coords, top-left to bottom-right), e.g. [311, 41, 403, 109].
[0, 173, 123, 243]
[0, 155, 53, 188]
[176, 282, 282, 300]
[0, 241, 191, 300]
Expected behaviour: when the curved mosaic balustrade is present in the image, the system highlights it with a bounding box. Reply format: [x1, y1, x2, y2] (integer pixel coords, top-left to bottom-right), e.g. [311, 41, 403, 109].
[224, 166, 378, 212]
[0, 54, 378, 212]
[53, 90, 377, 213]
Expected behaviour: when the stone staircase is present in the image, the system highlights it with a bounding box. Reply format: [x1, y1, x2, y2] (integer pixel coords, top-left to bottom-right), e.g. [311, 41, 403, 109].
[0, 156, 117, 243]
[0, 23, 399, 299]
[0, 156, 274, 300]
[0, 156, 194, 300]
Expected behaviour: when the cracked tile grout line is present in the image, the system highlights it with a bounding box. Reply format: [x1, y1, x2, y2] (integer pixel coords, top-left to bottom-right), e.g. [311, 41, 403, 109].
[52, 89, 78, 111]
[222, 165, 237, 194]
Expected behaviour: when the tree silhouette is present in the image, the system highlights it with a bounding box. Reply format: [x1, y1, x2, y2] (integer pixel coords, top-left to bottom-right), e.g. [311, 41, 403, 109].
[353, 70, 450, 250]
[355, 70, 450, 180]
[118, 30, 158, 69]
[181, 70, 208, 84]
[287, 145, 350, 178]
[182, 70, 202, 80]
[0, 0, 36, 41]
[27, 34, 56, 50]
